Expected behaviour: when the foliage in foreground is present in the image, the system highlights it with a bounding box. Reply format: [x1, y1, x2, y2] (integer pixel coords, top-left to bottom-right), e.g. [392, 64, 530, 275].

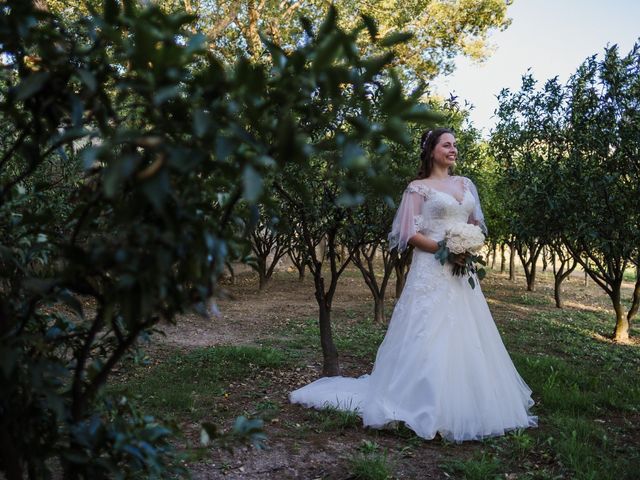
[0, 0, 433, 477]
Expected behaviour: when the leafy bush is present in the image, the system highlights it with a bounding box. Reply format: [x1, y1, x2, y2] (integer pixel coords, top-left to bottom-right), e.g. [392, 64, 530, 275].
[0, 1, 426, 477]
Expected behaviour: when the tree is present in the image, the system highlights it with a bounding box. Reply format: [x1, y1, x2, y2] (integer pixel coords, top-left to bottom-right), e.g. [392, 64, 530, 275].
[491, 42, 640, 339]
[345, 176, 401, 324]
[492, 74, 556, 292]
[494, 74, 578, 304]
[250, 205, 290, 290]
[59, 0, 511, 83]
[562, 44, 640, 341]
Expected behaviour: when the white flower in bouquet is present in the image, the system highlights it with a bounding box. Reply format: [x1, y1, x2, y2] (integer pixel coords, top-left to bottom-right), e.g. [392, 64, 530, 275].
[435, 223, 487, 288]
[444, 224, 485, 254]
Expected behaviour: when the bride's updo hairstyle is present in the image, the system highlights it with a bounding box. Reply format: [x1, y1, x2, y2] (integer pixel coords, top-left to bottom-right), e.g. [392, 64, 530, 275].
[417, 127, 455, 179]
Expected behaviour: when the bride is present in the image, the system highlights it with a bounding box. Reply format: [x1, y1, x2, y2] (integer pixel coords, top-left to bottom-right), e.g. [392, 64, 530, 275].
[290, 128, 537, 442]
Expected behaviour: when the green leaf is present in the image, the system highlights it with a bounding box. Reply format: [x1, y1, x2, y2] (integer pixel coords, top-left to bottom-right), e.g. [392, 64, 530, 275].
[104, 0, 120, 22]
[63, 451, 91, 465]
[468, 276, 476, 289]
[313, 33, 342, 72]
[362, 52, 394, 81]
[318, 5, 337, 37]
[103, 155, 141, 198]
[379, 31, 413, 47]
[242, 165, 263, 203]
[361, 14, 378, 40]
[153, 85, 181, 106]
[14, 72, 50, 101]
[193, 109, 210, 138]
[77, 69, 97, 93]
[200, 422, 218, 446]
[261, 35, 287, 71]
[81, 146, 102, 170]
[141, 169, 170, 212]
[401, 104, 445, 124]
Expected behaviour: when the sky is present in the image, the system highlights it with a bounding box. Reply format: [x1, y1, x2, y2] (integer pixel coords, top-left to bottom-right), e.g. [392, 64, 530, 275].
[433, 0, 640, 136]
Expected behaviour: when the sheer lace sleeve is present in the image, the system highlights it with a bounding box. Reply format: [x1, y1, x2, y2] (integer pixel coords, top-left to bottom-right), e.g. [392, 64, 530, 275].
[464, 177, 488, 235]
[388, 184, 428, 252]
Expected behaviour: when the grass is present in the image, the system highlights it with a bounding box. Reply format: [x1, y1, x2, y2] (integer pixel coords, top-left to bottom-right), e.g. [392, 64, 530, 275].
[305, 405, 361, 432]
[623, 268, 637, 283]
[347, 441, 393, 480]
[514, 292, 552, 306]
[268, 315, 387, 360]
[109, 345, 288, 419]
[441, 452, 503, 480]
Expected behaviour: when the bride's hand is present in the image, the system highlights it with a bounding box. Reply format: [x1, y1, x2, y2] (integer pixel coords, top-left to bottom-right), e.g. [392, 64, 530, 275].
[451, 253, 468, 266]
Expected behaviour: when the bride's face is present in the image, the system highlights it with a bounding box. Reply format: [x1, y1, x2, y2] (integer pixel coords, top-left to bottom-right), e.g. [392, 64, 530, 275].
[432, 133, 458, 168]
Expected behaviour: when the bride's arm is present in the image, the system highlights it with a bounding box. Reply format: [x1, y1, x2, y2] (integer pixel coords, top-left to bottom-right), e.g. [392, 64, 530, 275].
[408, 233, 439, 253]
[409, 233, 466, 265]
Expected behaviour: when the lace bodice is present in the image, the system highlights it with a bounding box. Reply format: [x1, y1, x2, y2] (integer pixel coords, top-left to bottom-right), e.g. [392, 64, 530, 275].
[388, 176, 486, 251]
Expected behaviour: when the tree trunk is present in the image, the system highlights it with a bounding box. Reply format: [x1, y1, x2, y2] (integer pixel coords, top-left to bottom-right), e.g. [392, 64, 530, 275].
[509, 242, 516, 281]
[551, 251, 577, 309]
[491, 244, 497, 269]
[315, 279, 339, 376]
[395, 270, 405, 298]
[606, 283, 630, 342]
[542, 247, 548, 272]
[287, 249, 306, 282]
[394, 260, 409, 298]
[258, 268, 268, 290]
[225, 261, 235, 284]
[246, 0, 261, 60]
[352, 244, 394, 325]
[612, 302, 630, 342]
[626, 274, 640, 325]
[517, 243, 542, 292]
[527, 267, 537, 292]
[393, 249, 412, 298]
[257, 256, 267, 290]
[500, 243, 506, 273]
[554, 277, 563, 308]
[374, 296, 385, 324]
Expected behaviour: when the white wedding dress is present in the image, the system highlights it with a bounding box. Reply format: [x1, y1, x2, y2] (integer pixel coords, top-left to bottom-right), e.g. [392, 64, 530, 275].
[290, 176, 537, 442]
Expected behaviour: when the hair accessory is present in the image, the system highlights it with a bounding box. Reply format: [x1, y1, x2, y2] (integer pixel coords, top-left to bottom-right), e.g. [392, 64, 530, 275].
[421, 130, 432, 149]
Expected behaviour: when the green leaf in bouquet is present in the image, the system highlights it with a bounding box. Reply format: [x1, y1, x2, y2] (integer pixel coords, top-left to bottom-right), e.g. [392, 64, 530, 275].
[477, 268, 487, 281]
[434, 244, 449, 265]
[468, 276, 476, 289]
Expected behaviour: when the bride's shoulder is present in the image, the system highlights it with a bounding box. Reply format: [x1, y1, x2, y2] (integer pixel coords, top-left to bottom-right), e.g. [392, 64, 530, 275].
[455, 176, 475, 188]
[405, 179, 432, 199]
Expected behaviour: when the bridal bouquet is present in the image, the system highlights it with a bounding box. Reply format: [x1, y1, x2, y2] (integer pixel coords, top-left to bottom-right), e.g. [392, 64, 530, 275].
[434, 223, 487, 288]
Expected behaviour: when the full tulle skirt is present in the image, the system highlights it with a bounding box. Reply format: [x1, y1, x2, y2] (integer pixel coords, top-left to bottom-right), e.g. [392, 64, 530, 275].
[289, 251, 537, 442]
